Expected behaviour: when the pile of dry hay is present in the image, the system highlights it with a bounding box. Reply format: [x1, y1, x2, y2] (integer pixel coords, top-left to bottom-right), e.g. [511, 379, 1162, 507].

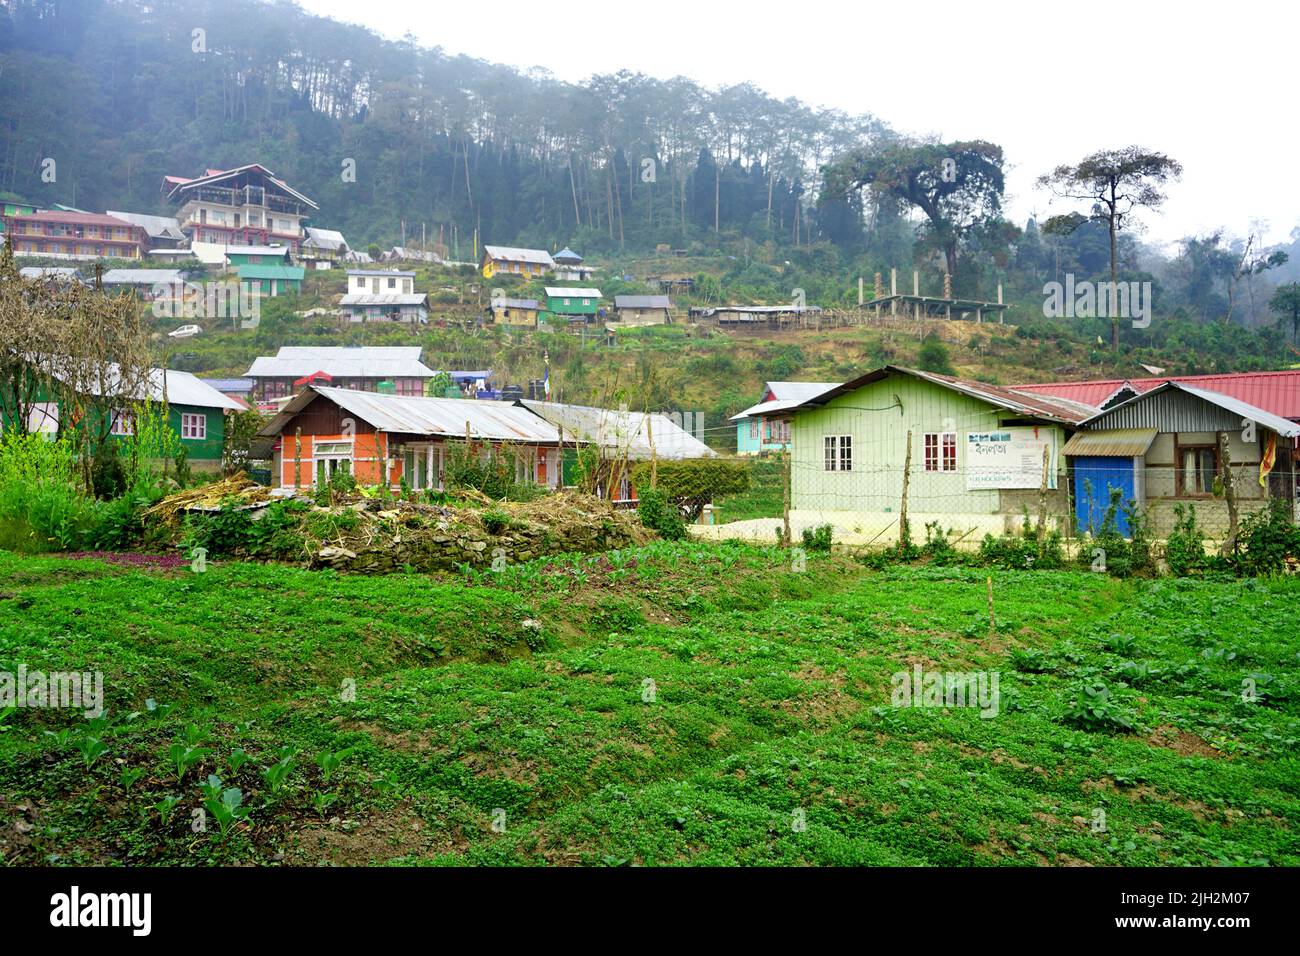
[142, 471, 273, 527]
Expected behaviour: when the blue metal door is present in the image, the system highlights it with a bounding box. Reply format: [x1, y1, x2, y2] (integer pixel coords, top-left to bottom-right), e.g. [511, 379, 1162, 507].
[1073, 456, 1136, 536]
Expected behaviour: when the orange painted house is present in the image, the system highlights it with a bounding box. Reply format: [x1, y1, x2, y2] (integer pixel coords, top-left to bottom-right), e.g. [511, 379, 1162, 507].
[256, 386, 563, 492]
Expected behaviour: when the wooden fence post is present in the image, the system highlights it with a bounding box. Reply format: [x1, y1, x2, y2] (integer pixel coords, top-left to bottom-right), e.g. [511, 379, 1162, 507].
[782, 449, 792, 547]
[1036, 444, 1050, 547]
[899, 430, 912, 550]
[1217, 431, 1239, 557]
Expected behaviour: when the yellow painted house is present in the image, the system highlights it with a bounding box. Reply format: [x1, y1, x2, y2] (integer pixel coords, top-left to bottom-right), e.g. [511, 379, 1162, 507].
[481, 245, 555, 279]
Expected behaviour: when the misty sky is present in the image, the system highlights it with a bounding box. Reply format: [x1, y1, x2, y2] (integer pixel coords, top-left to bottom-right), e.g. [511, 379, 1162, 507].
[298, 0, 1298, 251]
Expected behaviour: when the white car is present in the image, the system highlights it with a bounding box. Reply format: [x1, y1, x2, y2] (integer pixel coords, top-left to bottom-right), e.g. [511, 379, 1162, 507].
[168, 324, 203, 338]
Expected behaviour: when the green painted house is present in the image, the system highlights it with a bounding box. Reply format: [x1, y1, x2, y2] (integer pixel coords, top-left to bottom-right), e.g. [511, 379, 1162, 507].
[781, 366, 1098, 541]
[543, 286, 602, 321]
[224, 245, 292, 267]
[6, 367, 244, 473]
[0, 197, 41, 234]
[239, 263, 304, 296]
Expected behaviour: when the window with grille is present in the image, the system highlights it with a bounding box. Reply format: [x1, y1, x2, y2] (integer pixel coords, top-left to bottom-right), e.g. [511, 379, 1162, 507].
[824, 435, 851, 471]
[181, 413, 206, 440]
[924, 432, 957, 472]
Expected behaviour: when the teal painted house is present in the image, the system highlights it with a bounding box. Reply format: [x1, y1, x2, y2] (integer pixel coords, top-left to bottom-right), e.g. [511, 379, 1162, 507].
[225, 245, 292, 267]
[239, 263, 304, 296]
[732, 381, 839, 455]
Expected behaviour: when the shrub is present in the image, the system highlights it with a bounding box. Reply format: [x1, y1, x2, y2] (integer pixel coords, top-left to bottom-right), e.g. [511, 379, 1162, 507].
[89, 481, 166, 550]
[1164, 503, 1205, 576]
[921, 521, 968, 565]
[637, 487, 687, 540]
[1085, 486, 1133, 576]
[801, 523, 833, 552]
[481, 508, 511, 535]
[442, 440, 537, 500]
[630, 459, 749, 522]
[180, 498, 257, 556]
[1235, 498, 1299, 576]
[90, 440, 127, 499]
[916, 335, 956, 375]
[0, 432, 97, 552]
[1060, 681, 1138, 733]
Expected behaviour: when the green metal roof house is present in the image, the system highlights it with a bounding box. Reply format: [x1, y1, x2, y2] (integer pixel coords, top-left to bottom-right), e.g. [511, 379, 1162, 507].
[239, 263, 304, 296]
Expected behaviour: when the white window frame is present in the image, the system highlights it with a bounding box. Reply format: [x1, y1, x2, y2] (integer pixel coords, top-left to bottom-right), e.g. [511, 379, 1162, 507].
[181, 412, 206, 440]
[824, 435, 851, 471]
[924, 432, 958, 472]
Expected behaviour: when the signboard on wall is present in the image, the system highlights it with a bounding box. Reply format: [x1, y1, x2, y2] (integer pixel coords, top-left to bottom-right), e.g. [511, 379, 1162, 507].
[965, 428, 1055, 490]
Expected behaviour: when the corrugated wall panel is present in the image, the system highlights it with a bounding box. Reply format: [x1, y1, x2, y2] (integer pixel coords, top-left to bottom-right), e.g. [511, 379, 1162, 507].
[1094, 390, 1243, 433]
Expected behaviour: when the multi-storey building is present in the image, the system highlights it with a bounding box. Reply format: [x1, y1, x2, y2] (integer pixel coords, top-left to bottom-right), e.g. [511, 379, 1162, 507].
[162, 164, 318, 253]
[0, 210, 146, 259]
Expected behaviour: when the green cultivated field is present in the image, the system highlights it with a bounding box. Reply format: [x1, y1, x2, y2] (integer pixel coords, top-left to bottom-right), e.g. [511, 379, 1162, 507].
[0, 543, 1297, 866]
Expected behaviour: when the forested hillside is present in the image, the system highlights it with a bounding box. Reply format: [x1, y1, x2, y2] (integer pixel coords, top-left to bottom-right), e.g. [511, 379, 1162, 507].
[2, 0, 1299, 344]
[0, 0, 886, 255]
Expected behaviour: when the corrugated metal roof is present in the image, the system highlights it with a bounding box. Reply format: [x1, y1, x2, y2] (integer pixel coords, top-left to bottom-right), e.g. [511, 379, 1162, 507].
[768, 381, 840, 403]
[1085, 382, 1300, 438]
[347, 268, 415, 277]
[8, 210, 137, 227]
[490, 298, 539, 310]
[483, 245, 554, 266]
[257, 387, 561, 443]
[339, 293, 427, 306]
[101, 269, 184, 285]
[166, 164, 319, 210]
[160, 370, 246, 410]
[1062, 428, 1158, 457]
[545, 287, 602, 299]
[731, 382, 840, 421]
[697, 305, 823, 315]
[791, 366, 1099, 425]
[554, 247, 583, 262]
[44, 362, 242, 411]
[225, 245, 291, 257]
[105, 210, 186, 241]
[19, 267, 82, 280]
[614, 295, 671, 309]
[519, 400, 714, 460]
[1014, 369, 1300, 421]
[238, 264, 304, 280]
[199, 378, 254, 392]
[245, 347, 435, 379]
[303, 227, 347, 250]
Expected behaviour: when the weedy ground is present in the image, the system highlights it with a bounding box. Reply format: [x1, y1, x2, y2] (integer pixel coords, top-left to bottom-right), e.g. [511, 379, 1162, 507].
[0, 542, 1296, 866]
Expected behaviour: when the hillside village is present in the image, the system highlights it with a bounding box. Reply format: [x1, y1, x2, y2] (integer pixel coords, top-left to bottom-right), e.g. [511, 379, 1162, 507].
[3, 157, 1298, 552]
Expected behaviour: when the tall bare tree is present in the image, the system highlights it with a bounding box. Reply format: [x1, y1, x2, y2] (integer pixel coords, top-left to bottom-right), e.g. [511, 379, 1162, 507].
[1038, 147, 1183, 349]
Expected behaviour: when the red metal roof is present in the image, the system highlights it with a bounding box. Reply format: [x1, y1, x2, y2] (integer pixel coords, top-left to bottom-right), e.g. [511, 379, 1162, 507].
[7, 210, 137, 227]
[1014, 370, 1300, 421]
